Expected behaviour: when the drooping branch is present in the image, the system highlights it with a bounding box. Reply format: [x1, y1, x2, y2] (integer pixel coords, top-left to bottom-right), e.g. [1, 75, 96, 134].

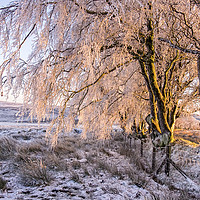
[57, 59, 134, 119]
[73, 59, 133, 94]
[0, 23, 36, 90]
[162, 51, 180, 98]
[158, 37, 200, 93]
[158, 38, 200, 55]
[18, 24, 36, 51]
[73, 1, 108, 16]
[0, 3, 18, 11]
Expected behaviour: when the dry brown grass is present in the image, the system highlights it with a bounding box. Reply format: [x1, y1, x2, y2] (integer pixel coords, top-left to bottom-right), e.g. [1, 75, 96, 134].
[44, 152, 68, 171]
[71, 160, 81, 169]
[118, 144, 151, 173]
[85, 150, 99, 163]
[20, 158, 52, 186]
[100, 147, 113, 157]
[16, 140, 45, 154]
[125, 167, 147, 187]
[53, 143, 76, 155]
[174, 130, 200, 145]
[0, 127, 198, 199]
[82, 166, 91, 177]
[14, 140, 47, 166]
[0, 177, 7, 191]
[0, 136, 18, 160]
[70, 170, 81, 183]
[52, 137, 80, 156]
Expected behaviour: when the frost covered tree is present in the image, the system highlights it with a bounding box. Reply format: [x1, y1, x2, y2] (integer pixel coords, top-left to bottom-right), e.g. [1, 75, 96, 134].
[0, 0, 199, 147]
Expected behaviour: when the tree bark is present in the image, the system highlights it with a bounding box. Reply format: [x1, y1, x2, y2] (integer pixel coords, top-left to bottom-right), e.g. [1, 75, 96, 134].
[141, 140, 143, 157]
[139, 60, 161, 133]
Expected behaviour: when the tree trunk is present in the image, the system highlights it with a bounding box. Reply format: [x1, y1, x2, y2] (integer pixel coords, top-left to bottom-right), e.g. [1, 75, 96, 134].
[147, 61, 172, 136]
[141, 140, 143, 157]
[140, 14, 175, 175]
[145, 18, 172, 142]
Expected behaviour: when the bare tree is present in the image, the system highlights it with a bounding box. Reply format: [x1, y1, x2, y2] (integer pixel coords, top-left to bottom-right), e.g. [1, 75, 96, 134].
[0, 0, 199, 149]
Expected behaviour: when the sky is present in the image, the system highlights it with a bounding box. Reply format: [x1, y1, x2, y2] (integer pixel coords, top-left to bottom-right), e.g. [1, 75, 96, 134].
[0, 0, 11, 7]
[0, 0, 30, 103]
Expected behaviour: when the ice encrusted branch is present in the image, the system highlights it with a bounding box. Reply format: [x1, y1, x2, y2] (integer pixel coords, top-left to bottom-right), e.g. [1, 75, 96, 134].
[158, 37, 200, 93]
[158, 38, 200, 55]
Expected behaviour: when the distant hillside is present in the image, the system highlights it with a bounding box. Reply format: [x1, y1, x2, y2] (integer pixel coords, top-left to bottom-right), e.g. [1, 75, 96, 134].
[0, 101, 60, 123]
[175, 114, 200, 130]
[0, 101, 23, 108]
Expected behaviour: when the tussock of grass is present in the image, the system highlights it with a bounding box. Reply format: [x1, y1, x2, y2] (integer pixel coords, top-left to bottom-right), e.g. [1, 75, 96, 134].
[53, 141, 77, 155]
[17, 141, 45, 155]
[96, 159, 110, 171]
[15, 140, 47, 165]
[86, 151, 99, 163]
[125, 167, 147, 187]
[100, 148, 113, 156]
[20, 158, 52, 186]
[0, 136, 18, 160]
[82, 166, 91, 177]
[94, 158, 148, 185]
[0, 177, 7, 191]
[14, 151, 29, 164]
[94, 159, 123, 180]
[70, 171, 81, 183]
[44, 153, 68, 171]
[118, 145, 132, 157]
[71, 160, 81, 169]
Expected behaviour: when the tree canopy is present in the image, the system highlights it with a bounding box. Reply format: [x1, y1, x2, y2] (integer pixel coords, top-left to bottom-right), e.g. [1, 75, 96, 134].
[0, 0, 199, 144]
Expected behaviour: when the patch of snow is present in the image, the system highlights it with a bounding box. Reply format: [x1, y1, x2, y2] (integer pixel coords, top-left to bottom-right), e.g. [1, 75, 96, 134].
[0, 105, 199, 199]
